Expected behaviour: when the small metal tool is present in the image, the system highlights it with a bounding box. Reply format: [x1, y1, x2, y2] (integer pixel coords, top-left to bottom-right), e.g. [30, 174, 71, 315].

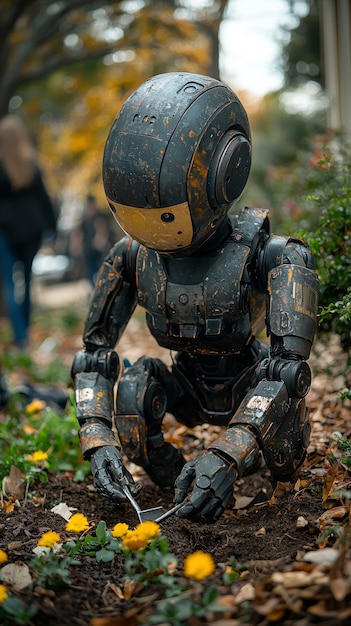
[155, 501, 185, 523]
[121, 483, 166, 523]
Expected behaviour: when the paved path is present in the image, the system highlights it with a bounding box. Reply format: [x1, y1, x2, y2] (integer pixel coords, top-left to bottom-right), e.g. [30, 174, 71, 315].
[32, 278, 92, 309]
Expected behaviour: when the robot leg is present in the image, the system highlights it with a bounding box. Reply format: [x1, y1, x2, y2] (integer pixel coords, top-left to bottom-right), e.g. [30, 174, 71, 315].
[115, 356, 185, 489]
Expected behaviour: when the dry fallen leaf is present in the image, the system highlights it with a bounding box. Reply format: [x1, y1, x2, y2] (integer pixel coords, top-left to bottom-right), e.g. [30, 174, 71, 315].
[273, 482, 293, 498]
[296, 515, 309, 528]
[90, 618, 138, 626]
[51, 502, 77, 520]
[1, 563, 32, 590]
[322, 461, 337, 502]
[213, 594, 237, 612]
[0, 499, 15, 514]
[235, 582, 255, 604]
[319, 505, 348, 521]
[330, 577, 350, 602]
[294, 478, 309, 491]
[2, 466, 25, 499]
[303, 547, 339, 565]
[271, 568, 329, 589]
[31, 495, 46, 507]
[254, 589, 285, 618]
[123, 578, 140, 601]
[105, 583, 124, 600]
[234, 495, 256, 510]
[206, 619, 242, 626]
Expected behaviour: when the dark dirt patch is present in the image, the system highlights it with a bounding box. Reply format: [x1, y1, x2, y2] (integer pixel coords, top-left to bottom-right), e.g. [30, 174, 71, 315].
[1, 313, 351, 625]
[1, 464, 328, 626]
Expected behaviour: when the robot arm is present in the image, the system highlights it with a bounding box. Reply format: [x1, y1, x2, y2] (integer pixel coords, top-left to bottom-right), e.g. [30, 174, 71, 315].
[175, 236, 319, 522]
[71, 237, 140, 501]
[82, 237, 139, 350]
[264, 236, 318, 360]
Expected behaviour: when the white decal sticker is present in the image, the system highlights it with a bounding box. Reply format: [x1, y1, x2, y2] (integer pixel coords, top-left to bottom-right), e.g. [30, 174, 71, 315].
[76, 388, 94, 402]
[247, 396, 271, 411]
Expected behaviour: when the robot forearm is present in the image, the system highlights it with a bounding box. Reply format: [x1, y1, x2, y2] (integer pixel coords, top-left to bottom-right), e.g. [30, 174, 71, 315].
[79, 418, 120, 459]
[71, 349, 139, 501]
[209, 379, 288, 474]
[268, 263, 318, 359]
[71, 349, 120, 459]
[259, 233, 319, 361]
[209, 374, 311, 485]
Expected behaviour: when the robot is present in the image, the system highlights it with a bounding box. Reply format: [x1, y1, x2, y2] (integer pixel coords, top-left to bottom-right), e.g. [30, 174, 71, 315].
[71, 72, 319, 524]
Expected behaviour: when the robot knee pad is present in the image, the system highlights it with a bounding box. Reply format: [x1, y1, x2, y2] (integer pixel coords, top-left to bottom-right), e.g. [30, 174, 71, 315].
[115, 357, 167, 466]
[263, 398, 311, 486]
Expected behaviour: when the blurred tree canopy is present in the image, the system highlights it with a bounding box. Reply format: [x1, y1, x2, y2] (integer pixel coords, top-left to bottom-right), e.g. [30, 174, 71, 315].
[0, 0, 229, 202]
[1, 0, 325, 211]
[281, 0, 322, 89]
[0, 0, 228, 117]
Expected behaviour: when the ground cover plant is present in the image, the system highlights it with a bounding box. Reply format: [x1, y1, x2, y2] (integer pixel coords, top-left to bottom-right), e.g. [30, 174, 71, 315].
[1, 294, 351, 626]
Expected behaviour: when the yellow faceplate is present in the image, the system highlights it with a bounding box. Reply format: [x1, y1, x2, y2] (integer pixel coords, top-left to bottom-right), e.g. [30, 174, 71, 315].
[108, 198, 194, 251]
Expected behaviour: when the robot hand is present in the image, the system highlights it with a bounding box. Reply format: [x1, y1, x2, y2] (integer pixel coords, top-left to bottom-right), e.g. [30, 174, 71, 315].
[90, 445, 140, 502]
[173, 451, 236, 523]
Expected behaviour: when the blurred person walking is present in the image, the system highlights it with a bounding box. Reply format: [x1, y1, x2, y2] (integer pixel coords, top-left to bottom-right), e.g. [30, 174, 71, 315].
[0, 115, 57, 349]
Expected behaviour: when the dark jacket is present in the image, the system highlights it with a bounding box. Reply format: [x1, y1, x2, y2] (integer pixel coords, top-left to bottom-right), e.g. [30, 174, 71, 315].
[0, 163, 57, 261]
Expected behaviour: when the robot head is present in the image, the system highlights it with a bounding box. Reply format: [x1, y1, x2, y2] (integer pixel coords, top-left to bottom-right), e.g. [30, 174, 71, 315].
[103, 72, 251, 256]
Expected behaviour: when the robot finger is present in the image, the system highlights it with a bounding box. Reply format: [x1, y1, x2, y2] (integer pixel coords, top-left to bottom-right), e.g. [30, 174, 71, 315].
[94, 468, 126, 502]
[174, 462, 196, 503]
[176, 475, 211, 519]
[108, 459, 126, 484]
[199, 497, 224, 524]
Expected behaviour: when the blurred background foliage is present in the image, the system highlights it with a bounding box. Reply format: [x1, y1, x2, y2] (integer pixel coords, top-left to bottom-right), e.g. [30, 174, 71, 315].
[1, 0, 324, 207]
[1, 0, 350, 347]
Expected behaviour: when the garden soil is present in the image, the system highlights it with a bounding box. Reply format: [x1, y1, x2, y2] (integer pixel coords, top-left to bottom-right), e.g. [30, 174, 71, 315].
[1, 288, 351, 626]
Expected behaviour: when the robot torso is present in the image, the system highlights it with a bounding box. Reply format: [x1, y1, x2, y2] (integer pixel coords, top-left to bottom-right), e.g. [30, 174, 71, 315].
[136, 209, 268, 355]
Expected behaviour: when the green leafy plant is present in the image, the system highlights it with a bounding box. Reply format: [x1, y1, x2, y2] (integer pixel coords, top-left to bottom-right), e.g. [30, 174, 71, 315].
[64, 516, 226, 622]
[64, 520, 120, 563]
[0, 593, 38, 626]
[0, 397, 87, 487]
[0, 350, 69, 386]
[30, 552, 79, 590]
[331, 432, 351, 466]
[2, 514, 227, 625]
[317, 523, 342, 547]
[298, 145, 351, 347]
[222, 557, 247, 584]
[121, 531, 180, 592]
[147, 586, 223, 626]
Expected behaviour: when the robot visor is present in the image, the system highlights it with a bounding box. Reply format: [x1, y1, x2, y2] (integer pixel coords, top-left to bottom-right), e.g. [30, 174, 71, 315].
[107, 199, 194, 251]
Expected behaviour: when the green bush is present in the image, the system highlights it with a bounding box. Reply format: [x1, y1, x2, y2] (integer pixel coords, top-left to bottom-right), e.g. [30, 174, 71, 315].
[298, 144, 351, 347]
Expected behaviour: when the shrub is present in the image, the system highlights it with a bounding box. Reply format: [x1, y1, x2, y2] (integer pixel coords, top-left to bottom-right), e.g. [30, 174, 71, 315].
[298, 142, 351, 348]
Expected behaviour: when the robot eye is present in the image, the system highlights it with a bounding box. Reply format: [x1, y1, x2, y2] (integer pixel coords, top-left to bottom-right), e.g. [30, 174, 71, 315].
[161, 212, 175, 223]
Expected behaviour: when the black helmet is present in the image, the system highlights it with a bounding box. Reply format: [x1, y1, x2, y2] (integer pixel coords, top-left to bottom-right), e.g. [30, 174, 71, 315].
[103, 72, 251, 256]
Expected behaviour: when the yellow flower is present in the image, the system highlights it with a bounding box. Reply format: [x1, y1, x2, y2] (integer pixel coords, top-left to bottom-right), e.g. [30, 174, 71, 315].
[0, 584, 8, 604]
[0, 550, 8, 565]
[121, 529, 149, 551]
[119, 520, 161, 551]
[27, 450, 48, 463]
[184, 551, 215, 581]
[26, 399, 46, 414]
[65, 513, 89, 533]
[37, 531, 61, 548]
[111, 523, 130, 538]
[23, 423, 36, 435]
[135, 520, 160, 540]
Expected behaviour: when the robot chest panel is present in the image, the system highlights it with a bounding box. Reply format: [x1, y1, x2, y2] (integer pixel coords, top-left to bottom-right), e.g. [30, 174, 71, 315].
[137, 244, 250, 339]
